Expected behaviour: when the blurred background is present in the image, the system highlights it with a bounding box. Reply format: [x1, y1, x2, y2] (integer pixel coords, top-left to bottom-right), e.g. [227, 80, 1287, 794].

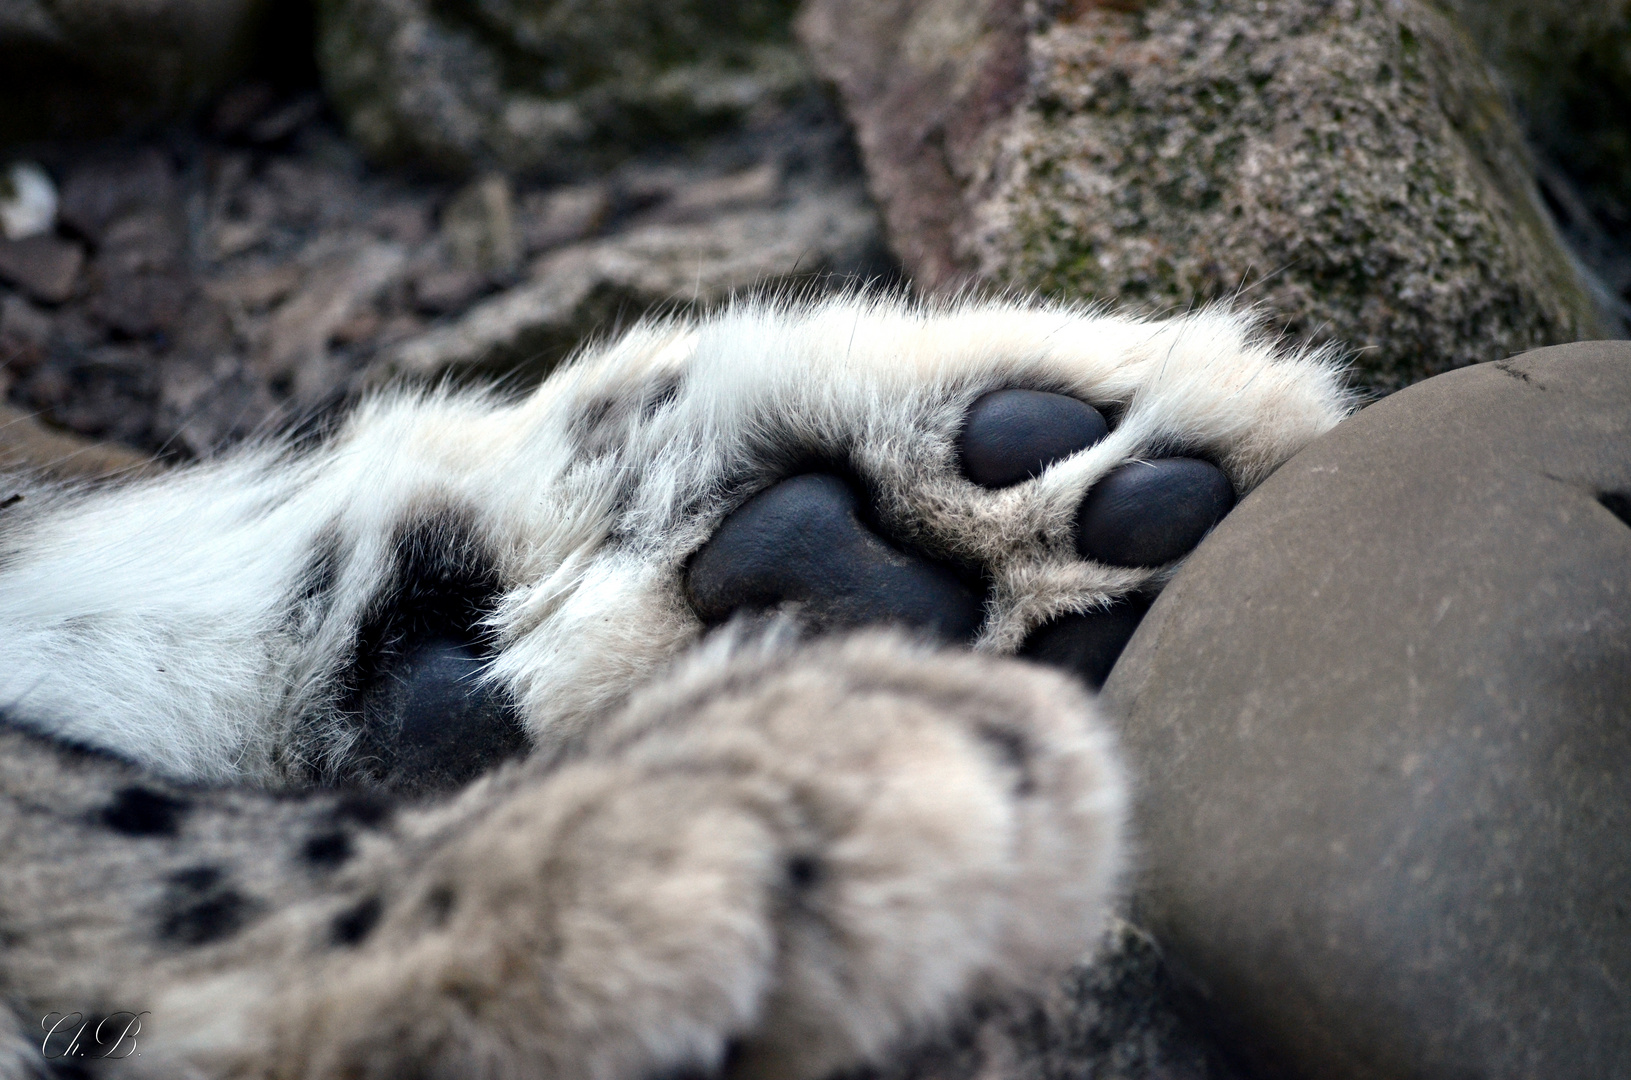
[2, 0, 1629, 467]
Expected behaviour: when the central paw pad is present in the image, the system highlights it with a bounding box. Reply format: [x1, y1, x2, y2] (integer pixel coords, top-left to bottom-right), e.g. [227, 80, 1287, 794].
[687, 473, 984, 642]
[688, 389, 1239, 687]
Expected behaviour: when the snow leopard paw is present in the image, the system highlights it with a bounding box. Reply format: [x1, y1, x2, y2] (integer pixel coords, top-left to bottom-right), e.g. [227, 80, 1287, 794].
[226, 634, 1122, 1080]
[661, 302, 1348, 695]
[687, 389, 1238, 686]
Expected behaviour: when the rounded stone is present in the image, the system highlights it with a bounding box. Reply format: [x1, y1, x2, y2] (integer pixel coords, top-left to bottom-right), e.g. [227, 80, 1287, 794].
[958, 388, 1109, 489]
[687, 473, 983, 642]
[1100, 342, 1631, 1080]
[1075, 458, 1235, 568]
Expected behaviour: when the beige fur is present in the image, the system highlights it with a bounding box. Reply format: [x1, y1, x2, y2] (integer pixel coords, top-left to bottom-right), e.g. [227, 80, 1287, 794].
[0, 632, 1122, 1080]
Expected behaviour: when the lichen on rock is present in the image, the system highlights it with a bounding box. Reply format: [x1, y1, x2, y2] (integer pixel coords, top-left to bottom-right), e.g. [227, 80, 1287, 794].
[802, 0, 1619, 391]
[316, 0, 813, 176]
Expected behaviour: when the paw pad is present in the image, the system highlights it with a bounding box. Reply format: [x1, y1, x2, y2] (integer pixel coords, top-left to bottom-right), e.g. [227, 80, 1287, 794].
[959, 389, 1109, 489]
[1018, 594, 1153, 690]
[687, 473, 983, 641]
[1075, 458, 1235, 568]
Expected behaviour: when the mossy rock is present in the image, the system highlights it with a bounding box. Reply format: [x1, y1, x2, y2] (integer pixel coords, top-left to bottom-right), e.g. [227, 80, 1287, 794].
[316, 0, 811, 176]
[802, 0, 1619, 391]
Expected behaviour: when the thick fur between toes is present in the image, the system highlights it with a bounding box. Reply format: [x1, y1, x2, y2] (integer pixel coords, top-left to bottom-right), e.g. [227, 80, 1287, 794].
[0, 631, 1123, 1080]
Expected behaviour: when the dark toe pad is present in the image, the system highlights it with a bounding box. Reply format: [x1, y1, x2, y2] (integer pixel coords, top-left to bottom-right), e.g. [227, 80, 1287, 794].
[1019, 594, 1154, 690]
[959, 389, 1109, 489]
[1076, 458, 1235, 568]
[688, 473, 983, 642]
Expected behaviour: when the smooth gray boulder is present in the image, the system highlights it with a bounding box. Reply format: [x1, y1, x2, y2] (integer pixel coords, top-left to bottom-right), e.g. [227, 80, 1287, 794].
[800, 0, 1618, 391]
[1101, 341, 1631, 1078]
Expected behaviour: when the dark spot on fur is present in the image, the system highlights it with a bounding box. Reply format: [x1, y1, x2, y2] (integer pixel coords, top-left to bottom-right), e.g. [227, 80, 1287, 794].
[787, 855, 822, 890]
[168, 865, 222, 891]
[647, 1040, 745, 1080]
[0, 493, 22, 511]
[158, 865, 259, 946]
[579, 395, 617, 432]
[974, 725, 1036, 797]
[574, 394, 628, 456]
[576, 373, 684, 457]
[101, 786, 189, 837]
[298, 534, 342, 604]
[332, 895, 383, 946]
[302, 830, 353, 868]
[1600, 492, 1631, 529]
[332, 792, 393, 828]
[423, 884, 456, 927]
[647, 1068, 714, 1080]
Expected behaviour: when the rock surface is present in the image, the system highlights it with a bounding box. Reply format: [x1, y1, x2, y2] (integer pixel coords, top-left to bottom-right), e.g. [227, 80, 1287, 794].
[800, 0, 1617, 391]
[2, 98, 881, 456]
[370, 174, 883, 383]
[0, 235, 83, 304]
[0, 402, 154, 478]
[316, 0, 812, 175]
[0, 0, 276, 142]
[1101, 341, 1631, 1078]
